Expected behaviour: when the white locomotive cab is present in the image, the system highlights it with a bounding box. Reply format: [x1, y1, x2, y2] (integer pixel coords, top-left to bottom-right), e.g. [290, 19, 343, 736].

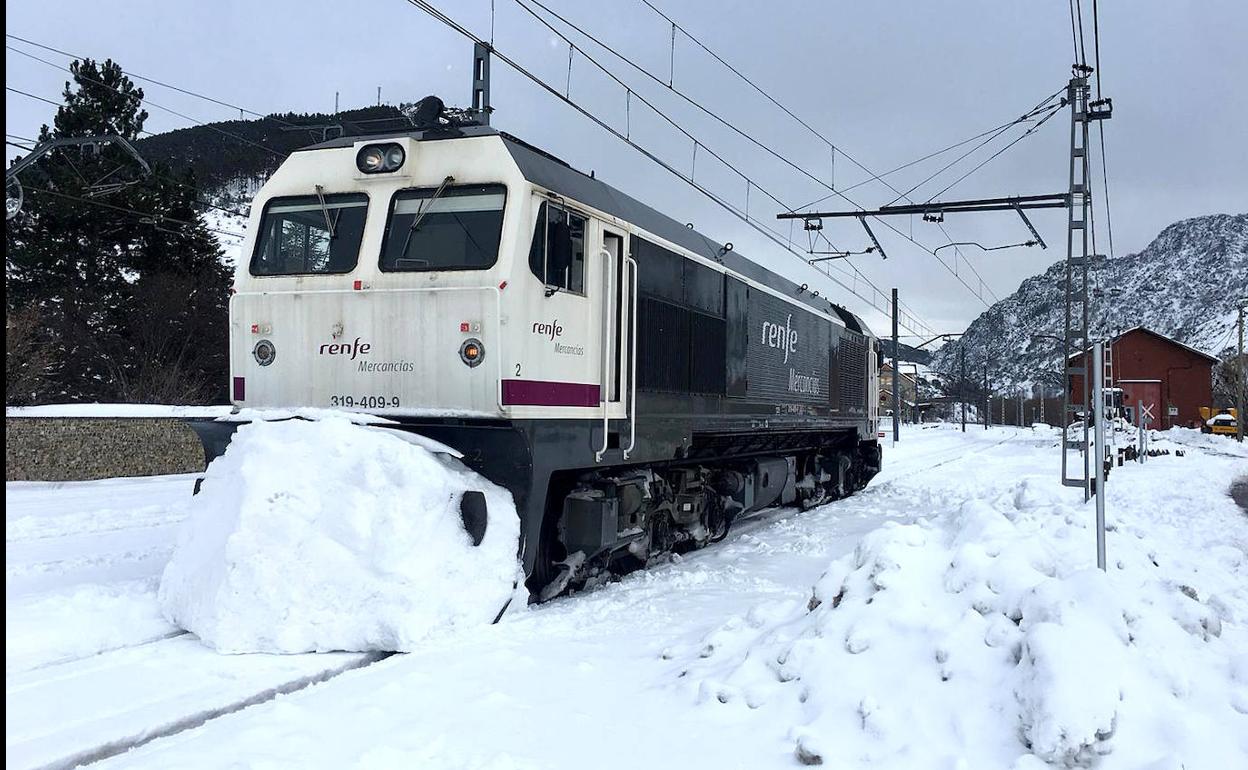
[228, 134, 631, 422]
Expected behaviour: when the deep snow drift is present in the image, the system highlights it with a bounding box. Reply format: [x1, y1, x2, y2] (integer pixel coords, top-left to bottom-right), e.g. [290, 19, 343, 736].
[158, 415, 520, 653]
[682, 427, 1248, 769]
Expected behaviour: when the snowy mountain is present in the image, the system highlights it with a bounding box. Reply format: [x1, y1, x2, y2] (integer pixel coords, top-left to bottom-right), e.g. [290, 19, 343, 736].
[930, 213, 1248, 391]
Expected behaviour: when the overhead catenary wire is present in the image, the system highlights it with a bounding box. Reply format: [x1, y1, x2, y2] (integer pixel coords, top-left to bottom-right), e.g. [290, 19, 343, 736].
[883, 93, 1064, 206]
[6, 103, 251, 221]
[924, 102, 1066, 203]
[5, 33, 301, 128]
[637, 0, 904, 203]
[7, 85, 61, 107]
[516, 0, 1061, 314]
[6, 44, 288, 160]
[405, 0, 933, 335]
[1089, 0, 1115, 260]
[629, 0, 1020, 309]
[793, 95, 1065, 212]
[26, 185, 245, 239]
[512, 0, 998, 324]
[1068, 0, 1088, 64]
[503, 0, 917, 324]
[510, 0, 934, 332]
[518, 0, 907, 314]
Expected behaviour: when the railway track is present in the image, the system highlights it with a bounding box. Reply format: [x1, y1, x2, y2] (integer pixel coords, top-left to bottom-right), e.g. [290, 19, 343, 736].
[6, 634, 391, 770]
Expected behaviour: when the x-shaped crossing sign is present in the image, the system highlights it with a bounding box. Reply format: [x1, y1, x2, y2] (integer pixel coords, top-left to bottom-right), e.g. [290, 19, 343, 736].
[1140, 403, 1155, 425]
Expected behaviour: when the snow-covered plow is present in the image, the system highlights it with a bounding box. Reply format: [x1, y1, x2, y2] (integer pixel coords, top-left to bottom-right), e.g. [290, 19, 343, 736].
[166, 413, 521, 653]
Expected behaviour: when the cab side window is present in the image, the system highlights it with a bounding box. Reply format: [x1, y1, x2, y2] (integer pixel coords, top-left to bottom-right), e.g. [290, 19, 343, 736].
[528, 201, 586, 294]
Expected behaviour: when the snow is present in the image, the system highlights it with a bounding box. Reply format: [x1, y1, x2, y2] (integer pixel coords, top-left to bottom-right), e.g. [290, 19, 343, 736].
[7, 637, 376, 770]
[158, 415, 521, 653]
[6, 403, 502, 423]
[6, 403, 234, 418]
[5, 578, 178, 674]
[7, 424, 1247, 769]
[679, 427, 1248, 768]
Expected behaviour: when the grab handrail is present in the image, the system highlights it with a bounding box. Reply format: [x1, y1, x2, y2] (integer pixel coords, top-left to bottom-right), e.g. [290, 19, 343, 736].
[622, 255, 639, 459]
[595, 248, 614, 462]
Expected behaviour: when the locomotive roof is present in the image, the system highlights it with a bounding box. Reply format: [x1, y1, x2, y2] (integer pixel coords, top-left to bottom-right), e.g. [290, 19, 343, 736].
[299, 126, 870, 335]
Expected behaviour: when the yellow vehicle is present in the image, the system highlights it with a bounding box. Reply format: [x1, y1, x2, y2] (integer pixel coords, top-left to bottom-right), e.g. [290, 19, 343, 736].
[1199, 407, 1240, 436]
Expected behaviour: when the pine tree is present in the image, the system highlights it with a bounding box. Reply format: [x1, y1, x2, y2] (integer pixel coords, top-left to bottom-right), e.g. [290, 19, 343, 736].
[6, 59, 232, 404]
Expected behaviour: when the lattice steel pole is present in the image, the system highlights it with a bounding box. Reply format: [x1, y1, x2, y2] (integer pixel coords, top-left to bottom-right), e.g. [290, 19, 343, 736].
[1061, 74, 1094, 501]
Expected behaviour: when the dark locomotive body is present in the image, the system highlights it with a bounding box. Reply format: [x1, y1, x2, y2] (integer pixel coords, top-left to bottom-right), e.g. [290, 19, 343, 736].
[196, 125, 881, 595]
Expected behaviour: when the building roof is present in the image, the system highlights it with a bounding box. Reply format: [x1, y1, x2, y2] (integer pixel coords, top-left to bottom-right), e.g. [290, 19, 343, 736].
[1066, 326, 1220, 364]
[880, 362, 919, 386]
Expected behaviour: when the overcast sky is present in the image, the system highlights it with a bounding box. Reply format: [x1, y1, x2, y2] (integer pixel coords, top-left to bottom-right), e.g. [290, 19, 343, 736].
[6, 0, 1246, 336]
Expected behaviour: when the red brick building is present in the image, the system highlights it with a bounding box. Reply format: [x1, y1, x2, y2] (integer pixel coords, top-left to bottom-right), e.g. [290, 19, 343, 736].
[1068, 327, 1216, 430]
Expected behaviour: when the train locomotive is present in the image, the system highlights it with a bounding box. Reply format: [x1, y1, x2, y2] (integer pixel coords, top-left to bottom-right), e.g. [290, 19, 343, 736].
[190, 112, 882, 597]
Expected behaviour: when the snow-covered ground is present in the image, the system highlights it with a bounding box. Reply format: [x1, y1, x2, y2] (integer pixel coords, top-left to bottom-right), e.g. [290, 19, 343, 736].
[6, 424, 1247, 769]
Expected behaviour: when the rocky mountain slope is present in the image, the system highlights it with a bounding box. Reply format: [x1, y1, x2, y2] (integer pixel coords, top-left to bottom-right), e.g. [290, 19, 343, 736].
[929, 213, 1248, 391]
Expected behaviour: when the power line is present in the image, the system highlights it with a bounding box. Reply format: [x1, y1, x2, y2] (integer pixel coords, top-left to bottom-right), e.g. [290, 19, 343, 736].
[512, 0, 996, 323]
[1088, 0, 1115, 260]
[5, 33, 299, 128]
[1067, 0, 1082, 65]
[517, 0, 1065, 313]
[924, 102, 1065, 203]
[794, 99, 1064, 212]
[510, 0, 929, 324]
[884, 94, 1063, 206]
[630, 0, 1017, 309]
[637, 0, 905, 202]
[25, 185, 244, 239]
[517, 0, 939, 333]
[1074, 0, 1088, 67]
[6, 85, 60, 107]
[1091, 0, 1104, 99]
[6, 44, 287, 159]
[406, 0, 934, 335]
[7, 90, 250, 220]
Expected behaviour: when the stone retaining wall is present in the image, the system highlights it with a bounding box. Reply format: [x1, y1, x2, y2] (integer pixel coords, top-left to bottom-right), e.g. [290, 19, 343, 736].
[5, 418, 206, 481]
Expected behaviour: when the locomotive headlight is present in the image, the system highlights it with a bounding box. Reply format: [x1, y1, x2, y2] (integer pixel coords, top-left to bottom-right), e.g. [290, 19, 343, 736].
[356, 143, 405, 174]
[459, 338, 485, 367]
[253, 339, 277, 367]
[357, 146, 386, 173]
[384, 145, 405, 170]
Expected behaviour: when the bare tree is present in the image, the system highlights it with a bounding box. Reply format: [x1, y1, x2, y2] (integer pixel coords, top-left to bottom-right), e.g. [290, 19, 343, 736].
[5, 305, 59, 405]
[1212, 353, 1246, 409]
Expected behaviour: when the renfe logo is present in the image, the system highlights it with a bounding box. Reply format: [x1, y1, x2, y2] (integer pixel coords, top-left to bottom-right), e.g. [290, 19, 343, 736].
[761, 314, 798, 364]
[532, 320, 563, 340]
[319, 337, 371, 360]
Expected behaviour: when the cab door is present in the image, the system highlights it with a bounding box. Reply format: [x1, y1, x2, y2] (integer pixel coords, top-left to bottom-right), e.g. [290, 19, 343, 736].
[594, 223, 636, 459]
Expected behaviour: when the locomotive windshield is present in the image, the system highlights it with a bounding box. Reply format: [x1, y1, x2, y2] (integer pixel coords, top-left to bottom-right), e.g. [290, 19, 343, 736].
[379, 184, 506, 272]
[250, 193, 368, 276]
